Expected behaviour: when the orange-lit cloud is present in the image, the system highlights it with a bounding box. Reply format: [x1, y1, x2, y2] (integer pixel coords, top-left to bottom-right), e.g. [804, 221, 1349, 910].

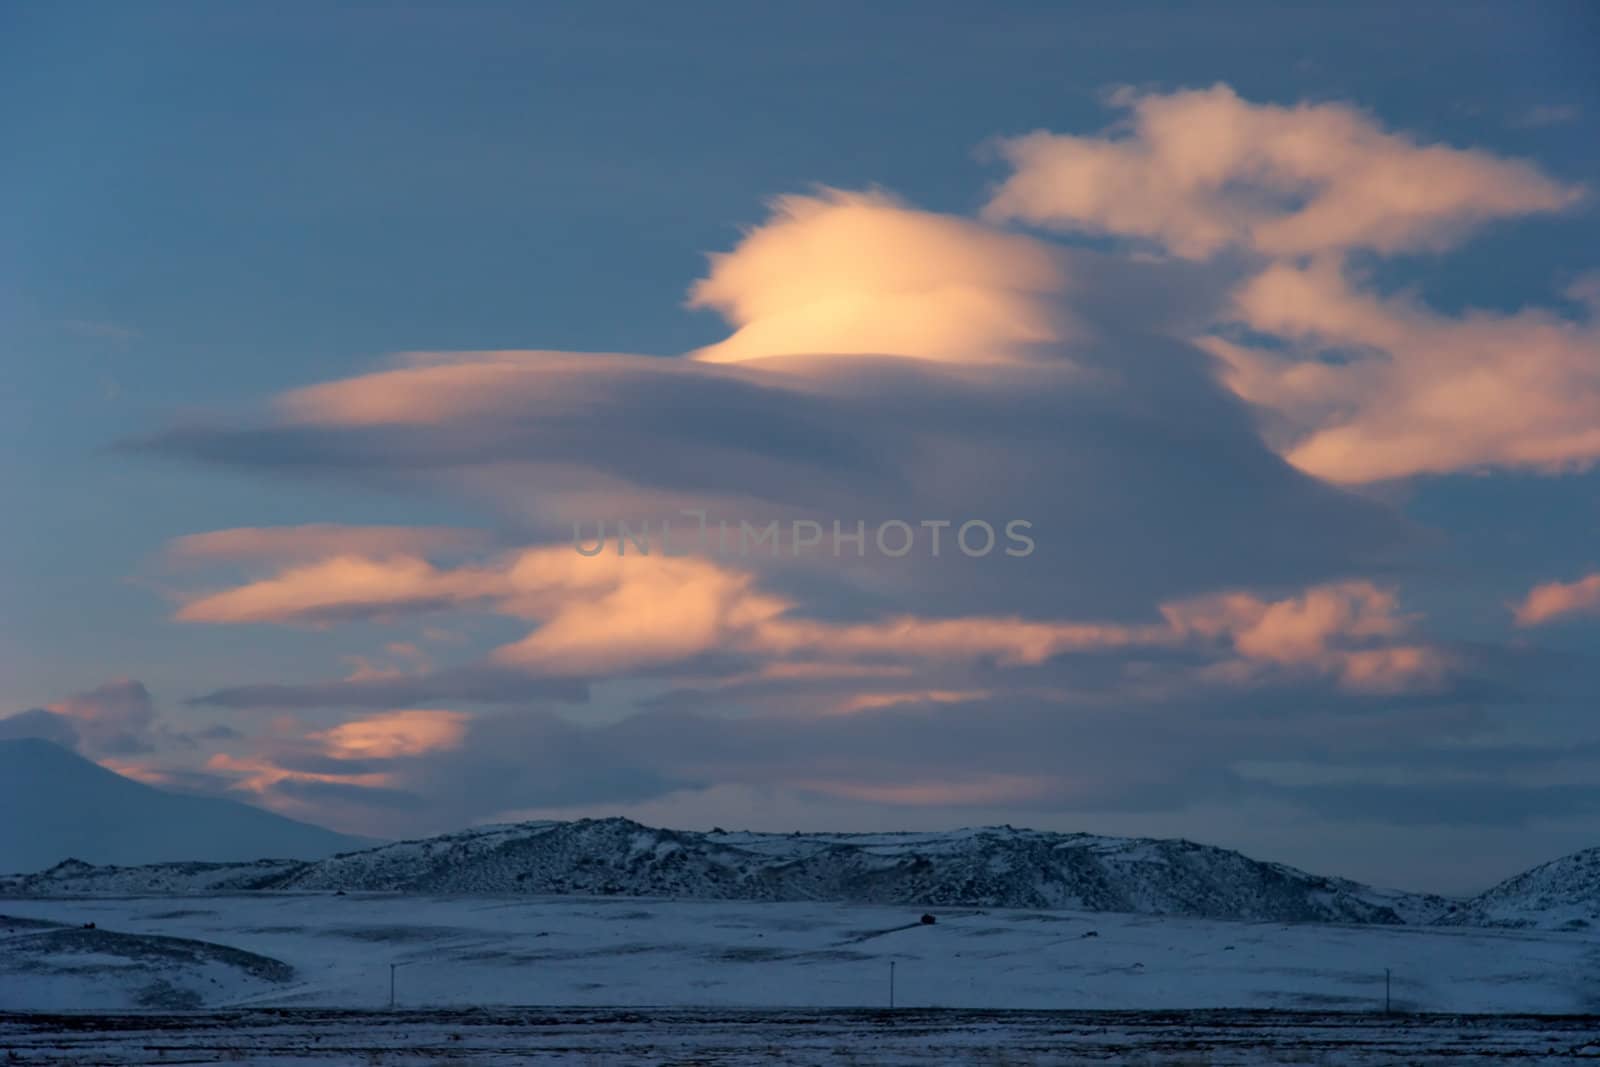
[1513, 572, 1600, 627]
[493, 551, 789, 675]
[205, 751, 396, 795]
[795, 774, 1058, 806]
[985, 84, 1582, 259]
[275, 349, 647, 427]
[1207, 260, 1600, 483]
[171, 535, 1447, 695]
[311, 708, 471, 759]
[981, 85, 1595, 484]
[176, 555, 504, 624]
[829, 689, 992, 715]
[689, 189, 1069, 364]
[1165, 581, 1448, 693]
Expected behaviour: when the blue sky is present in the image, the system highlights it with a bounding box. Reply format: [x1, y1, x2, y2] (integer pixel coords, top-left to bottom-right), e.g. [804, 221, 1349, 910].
[3, 2, 1599, 894]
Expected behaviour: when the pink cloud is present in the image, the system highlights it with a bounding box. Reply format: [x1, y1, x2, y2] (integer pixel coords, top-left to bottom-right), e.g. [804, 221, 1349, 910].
[1513, 572, 1600, 627]
[40, 679, 159, 755]
[311, 709, 472, 759]
[172, 537, 1449, 696]
[984, 84, 1582, 259]
[1164, 581, 1449, 693]
[175, 555, 504, 624]
[206, 751, 396, 796]
[795, 773, 1059, 806]
[1208, 258, 1600, 483]
[275, 349, 649, 427]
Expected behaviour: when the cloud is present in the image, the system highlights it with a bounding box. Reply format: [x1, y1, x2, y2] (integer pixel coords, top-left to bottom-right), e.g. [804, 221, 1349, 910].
[1258, 780, 1600, 827]
[136, 191, 1414, 623]
[174, 529, 1448, 698]
[1163, 581, 1450, 693]
[688, 189, 1070, 364]
[213, 669, 1490, 839]
[115, 88, 1596, 854]
[43, 679, 159, 756]
[0, 680, 229, 770]
[1511, 104, 1581, 129]
[190, 666, 588, 710]
[491, 552, 788, 675]
[206, 750, 396, 797]
[310, 709, 471, 759]
[183, 708, 471, 807]
[167, 525, 488, 565]
[1206, 258, 1600, 482]
[984, 84, 1583, 259]
[1513, 572, 1600, 627]
[61, 319, 138, 342]
[176, 555, 505, 624]
[975, 86, 1597, 484]
[0, 707, 81, 749]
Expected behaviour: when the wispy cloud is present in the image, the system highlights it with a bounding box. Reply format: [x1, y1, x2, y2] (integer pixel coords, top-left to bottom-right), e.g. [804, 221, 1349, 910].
[61, 319, 139, 342]
[167, 525, 489, 565]
[1510, 104, 1582, 129]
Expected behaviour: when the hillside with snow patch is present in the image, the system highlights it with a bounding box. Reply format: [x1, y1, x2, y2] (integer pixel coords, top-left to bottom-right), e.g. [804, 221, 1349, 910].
[1437, 846, 1600, 931]
[1, 817, 1453, 926]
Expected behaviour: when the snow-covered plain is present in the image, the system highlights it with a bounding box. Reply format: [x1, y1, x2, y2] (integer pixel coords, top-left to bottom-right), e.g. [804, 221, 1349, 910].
[3, 892, 1596, 1015]
[4, 893, 1597, 1064]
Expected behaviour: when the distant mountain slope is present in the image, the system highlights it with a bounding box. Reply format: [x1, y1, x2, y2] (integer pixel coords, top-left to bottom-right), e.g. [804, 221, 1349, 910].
[1436, 846, 1600, 931]
[0, 814, 1451, 925]
[0, 738, 368, 873]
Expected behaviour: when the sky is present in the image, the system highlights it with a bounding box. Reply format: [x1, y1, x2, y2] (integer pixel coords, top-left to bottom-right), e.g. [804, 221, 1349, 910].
[3, 1, 1599, 896]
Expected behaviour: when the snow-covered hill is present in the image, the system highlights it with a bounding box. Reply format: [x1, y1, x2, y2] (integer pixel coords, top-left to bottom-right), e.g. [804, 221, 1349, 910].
[0, 912, 295, 1010]
[1437, 846, 1600, 931]
[0, 816, 1451, 925]
[0, 738, 369, 873]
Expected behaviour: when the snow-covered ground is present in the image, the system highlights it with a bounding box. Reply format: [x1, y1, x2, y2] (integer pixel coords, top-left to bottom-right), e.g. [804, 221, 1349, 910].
[3, 892, 1596, 1016]
[4, 893, 1597, 1064]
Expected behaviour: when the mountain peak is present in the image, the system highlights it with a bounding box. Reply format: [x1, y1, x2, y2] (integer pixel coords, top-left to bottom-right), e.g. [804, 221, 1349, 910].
[0, 735, 92, 761]
[0, 740, 370, 874]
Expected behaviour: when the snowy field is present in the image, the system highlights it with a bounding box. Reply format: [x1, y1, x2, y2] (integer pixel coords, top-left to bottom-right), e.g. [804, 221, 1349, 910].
[2, 893, 1597, 1063]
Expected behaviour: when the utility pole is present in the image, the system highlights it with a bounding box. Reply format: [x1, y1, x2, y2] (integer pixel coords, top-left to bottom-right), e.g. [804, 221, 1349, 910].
[390, 961, 414, 1009]
[1384, 967, 1391, 1014]
[889, 960, 895, 1009]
